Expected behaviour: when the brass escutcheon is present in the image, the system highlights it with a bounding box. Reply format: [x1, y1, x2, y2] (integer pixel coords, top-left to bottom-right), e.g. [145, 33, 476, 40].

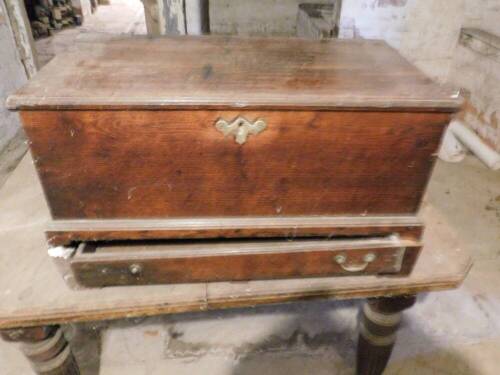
[215, 116, 267, 145]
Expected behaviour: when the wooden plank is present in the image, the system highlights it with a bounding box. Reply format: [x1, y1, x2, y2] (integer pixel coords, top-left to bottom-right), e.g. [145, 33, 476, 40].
[0, 156, 472, 329]
[22, 110, 449, 220]
[46, 216, 424, 245]
[7, 36, 462, 111]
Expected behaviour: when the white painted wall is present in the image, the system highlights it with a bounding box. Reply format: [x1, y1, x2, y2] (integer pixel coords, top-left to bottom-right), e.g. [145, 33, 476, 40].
[461, 2, 500, 151]
[338, 0, 466, 82]
[464, 0, 500, 36]
[0, 3, 28, 153]
[210, 0, 333, 37]
[448, 30, 500, 152]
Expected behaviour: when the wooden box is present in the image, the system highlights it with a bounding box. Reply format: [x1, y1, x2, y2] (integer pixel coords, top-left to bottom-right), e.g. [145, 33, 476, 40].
[8, 36, 461, 286]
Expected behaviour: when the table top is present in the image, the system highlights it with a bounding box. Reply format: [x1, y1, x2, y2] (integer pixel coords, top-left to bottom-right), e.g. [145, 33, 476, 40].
[7, 36, 461, 111]
[0, 155, 472, 329]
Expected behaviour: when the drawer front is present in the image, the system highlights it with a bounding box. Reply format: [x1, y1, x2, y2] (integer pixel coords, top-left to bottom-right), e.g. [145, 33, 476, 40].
[70, 237, 421, 287]
[22, 110, 449, 220]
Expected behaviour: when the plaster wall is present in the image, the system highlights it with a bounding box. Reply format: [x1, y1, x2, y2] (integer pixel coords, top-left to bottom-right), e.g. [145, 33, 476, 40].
[209, 0, 333, 37]
[449, 29, 500, 152]
[338, 0, 466, 82]
[453, 2, 500, 151]
[464, 0, 500, 36]
[0, 3, 28, 153]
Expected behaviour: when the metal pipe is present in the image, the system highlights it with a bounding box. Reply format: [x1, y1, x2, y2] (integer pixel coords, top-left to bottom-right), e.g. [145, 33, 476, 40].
[449, 120, 500, 170]
[438, 124, 466, 163]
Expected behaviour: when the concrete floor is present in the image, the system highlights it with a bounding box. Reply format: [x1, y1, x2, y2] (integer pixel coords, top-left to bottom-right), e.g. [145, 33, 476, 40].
[36, 0, 146, 66]
[1, 1, 500, 374]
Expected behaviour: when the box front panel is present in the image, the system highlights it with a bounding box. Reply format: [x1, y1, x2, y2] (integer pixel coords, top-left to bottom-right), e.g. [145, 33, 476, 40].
[22, 110, 449, 219]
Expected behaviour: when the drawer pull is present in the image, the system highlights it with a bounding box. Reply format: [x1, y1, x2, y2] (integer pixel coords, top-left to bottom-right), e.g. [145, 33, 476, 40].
[215, 116, 266, 145]
[334, 253, 377, 272]
[129, 263, 143, 276]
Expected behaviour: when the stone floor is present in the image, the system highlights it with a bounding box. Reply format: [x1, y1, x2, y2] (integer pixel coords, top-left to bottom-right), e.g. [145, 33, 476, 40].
[1, 0, 500, 373]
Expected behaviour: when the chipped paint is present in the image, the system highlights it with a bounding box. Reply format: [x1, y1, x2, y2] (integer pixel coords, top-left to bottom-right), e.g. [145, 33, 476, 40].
[48, 246, 75, 259]
[377, 0, 408, 7]
[164, 0, 185, 35]
[0, 0, 29, 153]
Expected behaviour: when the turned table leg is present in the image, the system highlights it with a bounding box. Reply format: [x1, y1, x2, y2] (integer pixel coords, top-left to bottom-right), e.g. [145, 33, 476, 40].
[356, 295, 417, 375]
[1, 325, 80, 375]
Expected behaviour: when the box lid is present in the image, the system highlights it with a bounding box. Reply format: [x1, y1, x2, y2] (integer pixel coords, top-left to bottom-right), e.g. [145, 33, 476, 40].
[7, 36, 462, 111]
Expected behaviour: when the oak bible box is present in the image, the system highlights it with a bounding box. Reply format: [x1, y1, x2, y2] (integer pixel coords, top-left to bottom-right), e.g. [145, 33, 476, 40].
[7, 36, 461, 287]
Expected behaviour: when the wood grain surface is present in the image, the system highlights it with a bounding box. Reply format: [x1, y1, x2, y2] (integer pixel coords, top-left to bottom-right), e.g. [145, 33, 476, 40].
[22, 110, 450, 220]
[7, 36, 461, 111]
[46, 216, 423, 246]
[0, 157, 472, 329]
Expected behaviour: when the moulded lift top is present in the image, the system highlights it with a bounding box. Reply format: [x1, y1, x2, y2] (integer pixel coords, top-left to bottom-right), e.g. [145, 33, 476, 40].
[7, 36, 462, 112]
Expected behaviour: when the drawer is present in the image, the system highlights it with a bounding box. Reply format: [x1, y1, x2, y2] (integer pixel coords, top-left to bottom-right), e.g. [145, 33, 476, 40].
[69, 236, 421, 287]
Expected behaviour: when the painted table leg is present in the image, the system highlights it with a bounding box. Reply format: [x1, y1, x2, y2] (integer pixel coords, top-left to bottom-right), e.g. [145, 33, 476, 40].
[356, 295, 417, 375]
[1, 325, 80, 375]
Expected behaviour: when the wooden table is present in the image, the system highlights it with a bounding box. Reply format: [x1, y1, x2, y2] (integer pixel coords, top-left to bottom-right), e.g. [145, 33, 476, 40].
[0, 156, 472, 375]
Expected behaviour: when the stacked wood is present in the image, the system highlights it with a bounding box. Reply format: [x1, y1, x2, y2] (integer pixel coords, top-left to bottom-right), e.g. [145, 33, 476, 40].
[29, 0, 80, 38]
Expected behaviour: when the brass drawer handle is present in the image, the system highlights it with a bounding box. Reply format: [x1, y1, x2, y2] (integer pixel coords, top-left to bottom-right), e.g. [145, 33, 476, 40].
[334, 253, 377, 272]
[215, 116, 267, 145]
